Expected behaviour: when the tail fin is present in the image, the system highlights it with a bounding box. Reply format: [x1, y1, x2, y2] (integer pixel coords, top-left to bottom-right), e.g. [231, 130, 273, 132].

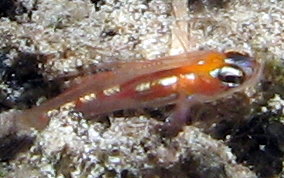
[0, 109, 49, 131]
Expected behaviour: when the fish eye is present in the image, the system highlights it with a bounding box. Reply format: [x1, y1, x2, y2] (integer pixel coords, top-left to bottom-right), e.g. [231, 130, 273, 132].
[217, 66, 245, 87]
[224, 51, 255, 77]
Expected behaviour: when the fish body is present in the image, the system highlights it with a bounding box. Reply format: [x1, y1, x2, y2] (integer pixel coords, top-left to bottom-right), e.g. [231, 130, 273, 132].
[15, 50, 262, 130]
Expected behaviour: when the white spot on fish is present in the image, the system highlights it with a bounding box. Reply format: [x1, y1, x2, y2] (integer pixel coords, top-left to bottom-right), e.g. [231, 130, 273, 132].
[135, 82, 151, 92]
[103, 85, 120, 96]
[184, 73, 196, 80]
[197, 60, 205, 65]
[157, 76, 178, 86]
[79, 93, 97, 103]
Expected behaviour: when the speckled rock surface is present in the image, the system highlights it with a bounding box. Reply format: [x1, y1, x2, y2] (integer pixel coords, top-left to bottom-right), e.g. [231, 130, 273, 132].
[0, 0, 284, 177]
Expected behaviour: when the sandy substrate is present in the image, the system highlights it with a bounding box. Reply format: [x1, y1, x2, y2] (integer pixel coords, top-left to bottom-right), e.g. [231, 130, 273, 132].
[0, 0, 284, 177]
